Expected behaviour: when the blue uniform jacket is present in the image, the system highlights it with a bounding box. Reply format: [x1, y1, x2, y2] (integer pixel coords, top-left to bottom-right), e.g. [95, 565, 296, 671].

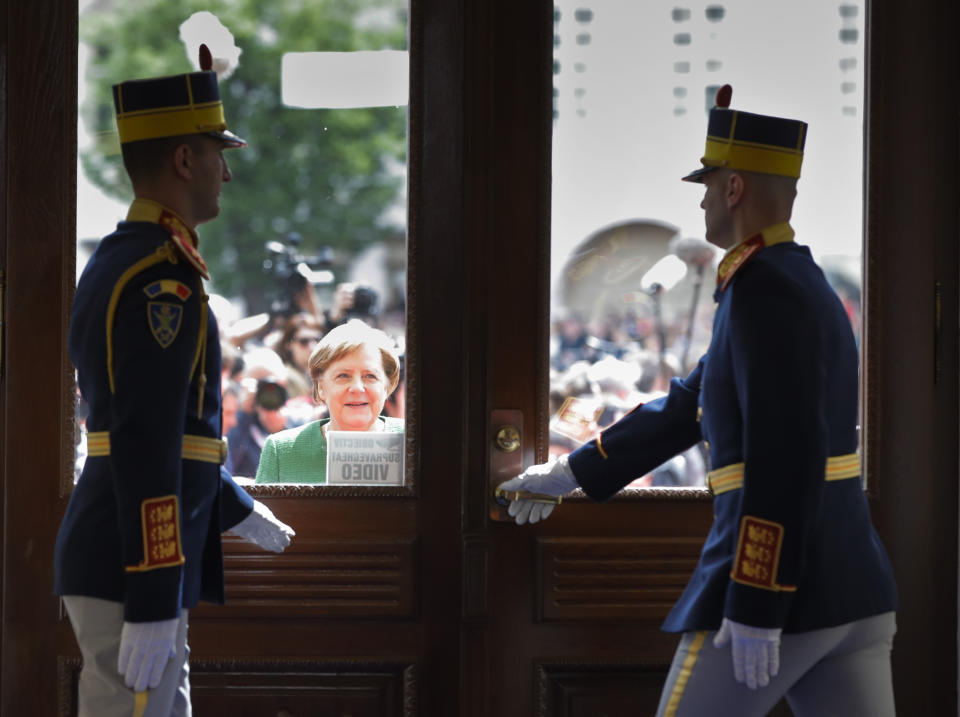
[569, 223, 897, 634]
[54, 201, 254, 622]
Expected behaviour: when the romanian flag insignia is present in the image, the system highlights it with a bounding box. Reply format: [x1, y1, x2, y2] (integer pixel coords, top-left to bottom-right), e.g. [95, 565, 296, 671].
[144, 279, 192, 301]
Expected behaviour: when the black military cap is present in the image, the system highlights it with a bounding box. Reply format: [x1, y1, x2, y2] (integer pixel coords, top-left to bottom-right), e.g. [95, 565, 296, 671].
[682, 85, 806, 183]
[112, 44, 246, 148]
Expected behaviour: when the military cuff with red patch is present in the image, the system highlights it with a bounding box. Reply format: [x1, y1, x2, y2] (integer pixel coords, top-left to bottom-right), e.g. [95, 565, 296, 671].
[730, 515, 797, 593]
[126, 495, 186, 573]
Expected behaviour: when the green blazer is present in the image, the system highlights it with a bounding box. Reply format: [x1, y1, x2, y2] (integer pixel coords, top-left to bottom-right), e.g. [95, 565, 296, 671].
[254, 416, 405, 485]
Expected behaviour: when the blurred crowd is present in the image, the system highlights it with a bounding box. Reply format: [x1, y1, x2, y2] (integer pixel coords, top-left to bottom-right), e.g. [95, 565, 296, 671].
[547, 263, 861, 489]
[548, 309, 708, 488]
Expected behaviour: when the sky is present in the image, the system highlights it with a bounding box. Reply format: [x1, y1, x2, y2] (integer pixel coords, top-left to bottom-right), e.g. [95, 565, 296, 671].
[551, 0, 865, 285]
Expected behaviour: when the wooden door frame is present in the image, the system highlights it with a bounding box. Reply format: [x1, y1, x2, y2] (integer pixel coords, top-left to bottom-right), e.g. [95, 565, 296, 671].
[863, 0, 959, 711]
[0, 2, 79, 715]
[0, 0, 470, 714]
[0, 0, 958, 715]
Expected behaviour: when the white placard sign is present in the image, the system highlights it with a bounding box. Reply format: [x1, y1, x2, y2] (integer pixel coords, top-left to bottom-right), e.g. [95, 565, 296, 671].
[326, 431, 404, 486]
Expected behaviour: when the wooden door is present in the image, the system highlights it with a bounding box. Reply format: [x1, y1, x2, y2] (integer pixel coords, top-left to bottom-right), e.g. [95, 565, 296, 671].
[4, 1, 470, 715]
[457, 3, 726, 714]
[0, 1, 958, 716]
[456, 1, 960, 716]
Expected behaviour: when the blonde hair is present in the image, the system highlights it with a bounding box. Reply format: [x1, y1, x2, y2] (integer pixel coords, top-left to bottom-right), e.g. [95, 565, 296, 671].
[309, 319, 401, 402]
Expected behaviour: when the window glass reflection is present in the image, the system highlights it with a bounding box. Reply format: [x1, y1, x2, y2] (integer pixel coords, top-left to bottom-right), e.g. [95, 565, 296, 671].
[551, 1, 864, 488]
[76, 0, 408, 485]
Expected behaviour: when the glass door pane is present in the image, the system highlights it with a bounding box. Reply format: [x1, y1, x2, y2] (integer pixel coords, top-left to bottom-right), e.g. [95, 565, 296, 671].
[76, 0, 409, 487]
[550, 0, 865, 487]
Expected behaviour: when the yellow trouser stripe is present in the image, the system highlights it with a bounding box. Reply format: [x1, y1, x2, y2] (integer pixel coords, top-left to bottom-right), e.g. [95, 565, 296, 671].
[132, 690, 148, 717]
[87, 431, 227, 464]
[664, 631, 707, 717]
[707, 453, 861, 495]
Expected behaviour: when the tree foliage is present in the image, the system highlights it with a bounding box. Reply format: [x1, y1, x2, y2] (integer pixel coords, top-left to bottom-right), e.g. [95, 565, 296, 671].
[80, 0, 407, 309]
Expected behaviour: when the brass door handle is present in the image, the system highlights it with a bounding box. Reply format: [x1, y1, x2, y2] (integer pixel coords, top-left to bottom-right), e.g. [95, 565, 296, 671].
[494, 485, 563, 506]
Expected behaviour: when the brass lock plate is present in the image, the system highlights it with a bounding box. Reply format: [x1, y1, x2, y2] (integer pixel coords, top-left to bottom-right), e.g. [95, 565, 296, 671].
[489, 409, 524, 521]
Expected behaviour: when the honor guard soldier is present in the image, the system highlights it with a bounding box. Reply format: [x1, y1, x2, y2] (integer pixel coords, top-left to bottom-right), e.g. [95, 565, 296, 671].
[498, 86, 898, 716]
[55, 45, 295, 717]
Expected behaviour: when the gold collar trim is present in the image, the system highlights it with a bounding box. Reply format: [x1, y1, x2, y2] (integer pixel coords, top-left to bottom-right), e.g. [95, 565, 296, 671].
[716, 222, 794, 292]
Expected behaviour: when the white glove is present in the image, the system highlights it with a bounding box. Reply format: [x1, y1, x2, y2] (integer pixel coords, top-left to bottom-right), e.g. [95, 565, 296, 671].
[118, 617, 179, 692]
[497, 454, 580, 525]
[228, 500, 295, 552]
[713, 617, 782, 689]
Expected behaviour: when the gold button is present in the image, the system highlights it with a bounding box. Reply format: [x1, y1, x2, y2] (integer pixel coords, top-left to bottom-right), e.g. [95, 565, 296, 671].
[696, 407, 703, 422]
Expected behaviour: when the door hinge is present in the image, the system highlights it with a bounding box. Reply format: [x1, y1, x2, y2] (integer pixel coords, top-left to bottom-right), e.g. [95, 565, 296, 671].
[934, 280, 942, 385]
[0, 269, 5, 379]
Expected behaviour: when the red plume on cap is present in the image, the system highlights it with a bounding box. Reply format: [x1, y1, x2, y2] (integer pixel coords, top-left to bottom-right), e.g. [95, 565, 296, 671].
[199, 43, 213, 71]
[715, 84, 732, 108]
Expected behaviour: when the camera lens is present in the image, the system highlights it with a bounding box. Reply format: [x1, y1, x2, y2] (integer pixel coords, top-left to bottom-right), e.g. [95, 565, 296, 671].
[256, 380, 288, 411]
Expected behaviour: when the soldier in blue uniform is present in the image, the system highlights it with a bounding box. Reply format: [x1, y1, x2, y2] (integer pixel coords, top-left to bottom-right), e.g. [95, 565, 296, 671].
[498, 86, 898, 716]
[55, 45, 295, 717]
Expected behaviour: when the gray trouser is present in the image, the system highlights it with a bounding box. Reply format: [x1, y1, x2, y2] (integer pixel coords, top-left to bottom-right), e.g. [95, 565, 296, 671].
[656, 611, 896, 717]
[63, 595, 192, 717]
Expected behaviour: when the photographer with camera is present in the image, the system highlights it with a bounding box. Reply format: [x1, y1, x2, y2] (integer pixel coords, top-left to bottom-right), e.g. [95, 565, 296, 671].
[260, 232, 384, 332]
[324, 281, 381, 328]
[225, 377, 290, 479]
[262, 232, 334, 324]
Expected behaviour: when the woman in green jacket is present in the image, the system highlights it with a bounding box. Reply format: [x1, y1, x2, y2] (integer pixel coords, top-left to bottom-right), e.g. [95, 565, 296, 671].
[254, 320, 404, 484]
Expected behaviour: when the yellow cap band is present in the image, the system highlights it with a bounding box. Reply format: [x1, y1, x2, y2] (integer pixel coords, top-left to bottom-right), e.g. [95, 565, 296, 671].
[116, 101, 227, 144]
[702, 136, 804, 178]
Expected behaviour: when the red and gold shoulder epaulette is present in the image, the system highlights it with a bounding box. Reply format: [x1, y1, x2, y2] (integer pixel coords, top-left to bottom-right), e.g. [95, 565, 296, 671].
[716, 234, 764, 292]
[126, 199, 210, 280]
[715, 223, 794, 292]
[159, 211, 210, 280]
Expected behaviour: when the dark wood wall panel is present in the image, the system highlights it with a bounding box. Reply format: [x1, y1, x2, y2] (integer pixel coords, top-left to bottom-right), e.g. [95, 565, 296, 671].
[536, 537, 702, 622]
[56, 658, 80, 717]
[191, 659, 416, 717]
[192, 537, 418, 620]
[57, 657, 417, 717]
[536, 662, 668, 717]
[462, 539, 489, 620]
